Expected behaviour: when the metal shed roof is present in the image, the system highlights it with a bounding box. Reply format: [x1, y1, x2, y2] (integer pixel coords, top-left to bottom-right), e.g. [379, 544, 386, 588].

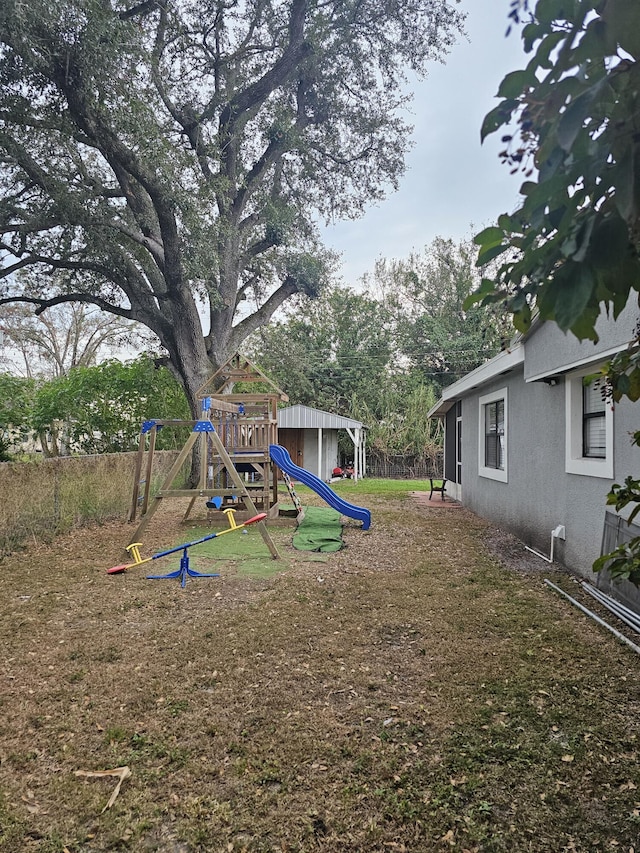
[278, 404, 365, 431]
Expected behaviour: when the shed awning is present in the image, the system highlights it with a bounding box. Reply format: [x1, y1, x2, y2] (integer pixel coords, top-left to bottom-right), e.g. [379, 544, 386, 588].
[278, 404, 365, 431]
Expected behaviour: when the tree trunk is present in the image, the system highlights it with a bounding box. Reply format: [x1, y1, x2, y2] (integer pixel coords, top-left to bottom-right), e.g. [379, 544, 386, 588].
[156, 296, 227, 487]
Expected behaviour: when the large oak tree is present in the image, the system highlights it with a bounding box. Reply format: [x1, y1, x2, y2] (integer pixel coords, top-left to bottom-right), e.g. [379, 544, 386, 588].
[0, 0, 465, 413]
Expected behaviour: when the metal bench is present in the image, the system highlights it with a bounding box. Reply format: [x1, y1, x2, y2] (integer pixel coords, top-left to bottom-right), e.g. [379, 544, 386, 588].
[429, 477, 447, 501]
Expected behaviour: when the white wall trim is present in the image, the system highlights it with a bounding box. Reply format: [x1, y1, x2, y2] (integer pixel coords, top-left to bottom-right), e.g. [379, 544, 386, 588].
[564, 368, 614, 479]
[526, 342, 627, 384]
[478, 387, 508, 483]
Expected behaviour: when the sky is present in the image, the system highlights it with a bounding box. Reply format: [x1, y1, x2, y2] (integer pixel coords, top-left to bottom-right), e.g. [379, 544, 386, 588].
[320, 1, 531, 285]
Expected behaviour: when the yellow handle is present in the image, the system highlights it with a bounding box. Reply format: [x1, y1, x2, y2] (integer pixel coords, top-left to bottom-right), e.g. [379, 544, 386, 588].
[126, 543, 145, 564]
[223, 508, 238, 529]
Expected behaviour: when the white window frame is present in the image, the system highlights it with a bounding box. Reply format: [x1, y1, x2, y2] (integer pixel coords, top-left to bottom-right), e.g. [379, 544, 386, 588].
[478, 388, 508, 483]
[565, 368, 613, 478]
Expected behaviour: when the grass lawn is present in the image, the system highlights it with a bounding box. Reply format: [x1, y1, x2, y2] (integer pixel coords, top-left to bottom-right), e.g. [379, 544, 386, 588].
[0, 480, 639, 851]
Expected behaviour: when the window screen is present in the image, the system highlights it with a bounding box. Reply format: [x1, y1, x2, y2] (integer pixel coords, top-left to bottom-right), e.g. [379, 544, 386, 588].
[485, 399, 504, 470]
[583, 381, 606, 458]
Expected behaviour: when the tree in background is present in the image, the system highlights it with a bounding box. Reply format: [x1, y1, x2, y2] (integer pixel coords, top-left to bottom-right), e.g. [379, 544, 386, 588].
[0, 373, 34, 460]
[0, 0, 465, 413]
[350, 382, 442, 472]
[31, 356, 190, 456]
[0, 300, 141, 378]
[249, 286, 395, 416]
[473, 0, 640, 582]
[369, 236, 514, 394]
[248, 283, 443, 467]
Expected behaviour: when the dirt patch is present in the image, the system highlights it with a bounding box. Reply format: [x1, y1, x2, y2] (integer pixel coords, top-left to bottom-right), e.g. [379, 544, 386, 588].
[479, 521, 562, 575]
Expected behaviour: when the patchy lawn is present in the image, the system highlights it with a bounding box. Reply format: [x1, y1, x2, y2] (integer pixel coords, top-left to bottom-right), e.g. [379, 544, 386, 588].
[1, 488, 639, 852]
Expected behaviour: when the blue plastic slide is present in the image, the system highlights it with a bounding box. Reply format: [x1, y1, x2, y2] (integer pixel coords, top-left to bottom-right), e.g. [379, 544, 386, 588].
[270, 444, 371, 530]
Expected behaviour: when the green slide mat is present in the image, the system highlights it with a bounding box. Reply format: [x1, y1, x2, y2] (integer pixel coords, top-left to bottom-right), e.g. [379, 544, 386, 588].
[293, 506, 343, 552]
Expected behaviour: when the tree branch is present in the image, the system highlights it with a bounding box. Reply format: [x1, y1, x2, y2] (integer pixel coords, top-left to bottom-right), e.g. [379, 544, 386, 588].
[0, 293, 134, 321]
[118, 0, 165, 21]
[226, 275, 299, 351]
[218, 0, 312, 183]
[46, 49, 184, 290]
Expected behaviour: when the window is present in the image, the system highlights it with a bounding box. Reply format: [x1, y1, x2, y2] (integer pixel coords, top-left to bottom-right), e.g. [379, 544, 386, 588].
[485, 399, 504, 469]
[479, 388, 508, 482]
[565, 370, 613, 478]
[583, 381, 606, 458]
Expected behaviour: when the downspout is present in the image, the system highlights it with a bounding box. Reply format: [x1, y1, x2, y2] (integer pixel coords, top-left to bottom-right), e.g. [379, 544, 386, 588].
[318, 427, 323, 480]
[525, 525, 566, 563]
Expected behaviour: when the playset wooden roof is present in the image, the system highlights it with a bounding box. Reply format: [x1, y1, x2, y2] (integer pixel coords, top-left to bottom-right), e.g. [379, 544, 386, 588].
[196, 353, 288, 402]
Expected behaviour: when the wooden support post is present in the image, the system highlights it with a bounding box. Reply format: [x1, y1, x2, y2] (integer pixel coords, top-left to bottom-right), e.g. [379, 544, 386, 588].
[183, 495, 198, 523]
[184, 432, 209, 523]
[127, 430, 199, 546]
[141, 425, 157, 516]
[199, 430, 207, 488]
[128, 431, 146, 523]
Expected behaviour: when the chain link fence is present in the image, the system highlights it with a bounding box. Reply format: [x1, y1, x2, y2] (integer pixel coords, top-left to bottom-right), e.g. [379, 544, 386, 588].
[366, 451, 444, 480]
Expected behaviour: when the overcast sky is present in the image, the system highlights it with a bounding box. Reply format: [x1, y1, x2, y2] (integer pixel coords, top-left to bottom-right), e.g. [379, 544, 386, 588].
[320, 2, 530, 285]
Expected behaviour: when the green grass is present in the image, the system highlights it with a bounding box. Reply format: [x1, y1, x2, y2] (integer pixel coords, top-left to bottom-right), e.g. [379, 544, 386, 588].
[164, 525, 283, 577]
[294, 477, 435, 498]
[163, 522, 328, 578]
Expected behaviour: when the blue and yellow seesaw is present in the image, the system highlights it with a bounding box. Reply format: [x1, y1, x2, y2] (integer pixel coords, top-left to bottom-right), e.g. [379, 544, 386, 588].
[107, 509, 267, 587]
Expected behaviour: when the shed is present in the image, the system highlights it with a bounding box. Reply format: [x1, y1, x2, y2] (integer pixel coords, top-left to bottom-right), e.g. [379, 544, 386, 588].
[277, 404, 367, 482]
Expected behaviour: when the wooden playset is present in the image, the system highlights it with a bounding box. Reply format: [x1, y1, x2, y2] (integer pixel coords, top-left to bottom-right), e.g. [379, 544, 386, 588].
[126, 354, 288, 556]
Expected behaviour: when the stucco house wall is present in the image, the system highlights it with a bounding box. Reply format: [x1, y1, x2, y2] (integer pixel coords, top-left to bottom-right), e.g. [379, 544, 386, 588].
[524, 300, 639, 382]
[430, 306, 640, 610]
[458, 366, 639, 572]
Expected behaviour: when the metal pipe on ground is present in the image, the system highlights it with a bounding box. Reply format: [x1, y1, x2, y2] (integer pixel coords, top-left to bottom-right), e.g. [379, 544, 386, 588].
[544, 579, 640, 656]
[580, 582, 640, 634]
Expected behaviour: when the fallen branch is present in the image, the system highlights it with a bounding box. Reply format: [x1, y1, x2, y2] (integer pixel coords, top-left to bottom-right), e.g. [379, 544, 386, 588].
[74, 766, 132, 813]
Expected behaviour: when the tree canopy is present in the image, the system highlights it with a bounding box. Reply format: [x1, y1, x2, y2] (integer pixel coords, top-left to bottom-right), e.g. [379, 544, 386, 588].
[249, 283, 443, 467]
[0, 356, 189, 458]
[250, 285, 395, 415]
[473, 0, 640, 583]
[473, 0, 640, 341]
[0, 0, 465, 411]
[370, 236, 513, 393]
[31, 356, 190, 456]
[0, 373, 33, 460]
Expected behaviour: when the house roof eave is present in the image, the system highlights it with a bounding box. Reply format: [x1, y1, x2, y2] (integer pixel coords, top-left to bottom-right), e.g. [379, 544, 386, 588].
[427, 343, 525, 417]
